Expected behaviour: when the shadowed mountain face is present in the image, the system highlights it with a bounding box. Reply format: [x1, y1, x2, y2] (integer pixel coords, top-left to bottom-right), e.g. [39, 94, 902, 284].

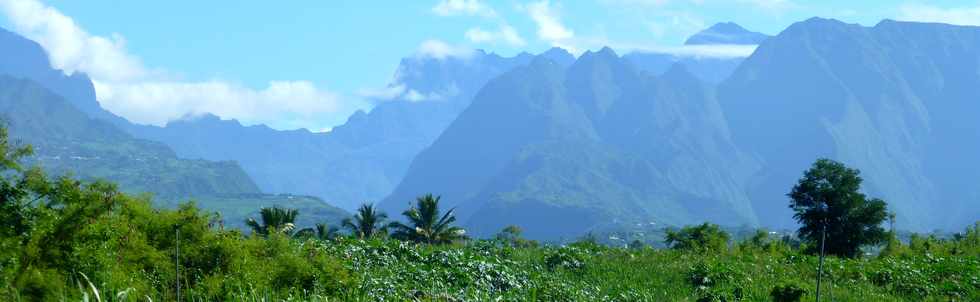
[381, 49, 759, 240]
[623, 22, 770, 83]
[720, 18, 980, 231]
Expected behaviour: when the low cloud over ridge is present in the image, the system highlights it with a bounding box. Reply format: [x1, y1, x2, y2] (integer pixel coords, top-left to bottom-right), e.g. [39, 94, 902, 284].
[0, 0, 355, 131]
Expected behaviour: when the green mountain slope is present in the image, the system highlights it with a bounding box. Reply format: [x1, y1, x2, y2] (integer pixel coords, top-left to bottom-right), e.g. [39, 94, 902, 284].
[720, 18, 980, 231]
[381, 51, 759, 239]
[0, 75, 259, 197]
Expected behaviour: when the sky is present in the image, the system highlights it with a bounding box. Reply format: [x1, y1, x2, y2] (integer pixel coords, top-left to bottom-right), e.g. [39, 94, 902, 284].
[1, 0, 979, 131]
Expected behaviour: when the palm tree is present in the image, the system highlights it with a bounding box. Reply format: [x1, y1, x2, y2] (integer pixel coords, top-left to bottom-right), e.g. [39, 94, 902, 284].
[295, 223, 340, 240]
[390, 194, 466, 244]
[342, 203, 389, 239]
[245, 207, 298, 236]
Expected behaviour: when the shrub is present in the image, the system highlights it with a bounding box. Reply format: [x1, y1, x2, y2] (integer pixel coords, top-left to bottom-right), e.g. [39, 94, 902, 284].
[666, 223, 731, 253]
[545, 246, 586, 271]
[770, 282, 806, 302]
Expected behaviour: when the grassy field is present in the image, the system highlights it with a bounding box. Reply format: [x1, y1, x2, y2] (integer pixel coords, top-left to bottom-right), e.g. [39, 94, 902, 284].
[12, 231, 976, 301]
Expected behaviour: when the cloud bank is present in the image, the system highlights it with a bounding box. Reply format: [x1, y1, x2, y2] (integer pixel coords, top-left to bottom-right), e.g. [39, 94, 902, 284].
[432, 0, 497, 18]
[897, 3, 980, 26]
[0, 0, 352, 130]
[465, 24, 526, 46]
[524, 1, 576, 51]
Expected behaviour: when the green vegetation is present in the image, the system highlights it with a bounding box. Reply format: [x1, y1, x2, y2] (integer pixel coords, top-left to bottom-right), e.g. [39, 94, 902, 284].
[390, 194, 467, 244]
[342, 204, 388, 239]
[665, 223, 731, 252]
[789, 159, 889, 258]
[2, 128, 978, 301]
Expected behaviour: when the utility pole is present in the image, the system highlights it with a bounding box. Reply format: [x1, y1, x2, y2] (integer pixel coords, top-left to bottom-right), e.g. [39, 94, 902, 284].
[175, 226, 180, 301]
[816, 203, 828, 302]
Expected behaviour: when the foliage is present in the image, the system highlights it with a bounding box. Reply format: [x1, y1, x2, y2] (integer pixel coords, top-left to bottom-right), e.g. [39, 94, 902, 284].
[495, 225, 538, 248]
[295, 223, 340, 241]
[1, 132, 977, 301]
[245, 206, 299, 236]
[789, 158, 889, 258]
[390, 194, 467, 244]
[665, 223, 731, 252]
[341, 203, 388, 239]
[544, 246, 587, 271]
[769, 282, 806, 302]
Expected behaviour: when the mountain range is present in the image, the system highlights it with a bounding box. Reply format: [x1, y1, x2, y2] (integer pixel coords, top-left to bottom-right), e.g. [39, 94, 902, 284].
[383, 18, 980, 236]
[379, 48, 760, 239]
[0, 28, 348, 228]
[2, 18, 977, 238]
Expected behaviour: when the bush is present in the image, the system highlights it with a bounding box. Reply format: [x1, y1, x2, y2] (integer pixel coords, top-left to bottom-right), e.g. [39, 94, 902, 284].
[770, 282, 806, 302]
[545, 246, 587, 271]
[666, 223, 731, 253]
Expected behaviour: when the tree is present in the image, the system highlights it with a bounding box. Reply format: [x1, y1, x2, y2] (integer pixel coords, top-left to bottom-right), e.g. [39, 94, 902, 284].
[295, 223, 340, 240]
[341, 203, 388, 239]
[664, 223, 730, 252]
[245, 207, 299, 236]
[390, 194, 466, 244]
[788, 159, 888, 258]
[0, 126, 35, 237]
[495, 225, 537, 247]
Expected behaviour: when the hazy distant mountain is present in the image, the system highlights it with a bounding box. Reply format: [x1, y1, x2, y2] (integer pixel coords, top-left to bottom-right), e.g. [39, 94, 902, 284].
[720, 18, 980, 231]
[624, 22, 770, 83]
[0, 75, 260, 197]
[127, 50, 536, 210]
[381, 48, 759, 239]
[684, 22, 770, 45]
[0, 28, 348, 227]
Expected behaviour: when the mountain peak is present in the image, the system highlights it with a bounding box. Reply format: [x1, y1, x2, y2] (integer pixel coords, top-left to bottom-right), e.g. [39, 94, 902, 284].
[538, 47, 575, 67]
[597, 46, 618, 57]
[684, 22, 769, 45]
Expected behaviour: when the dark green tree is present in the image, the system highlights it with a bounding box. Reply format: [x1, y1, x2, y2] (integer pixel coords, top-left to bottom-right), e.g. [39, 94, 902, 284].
[295, 223, 340, 240]
[664, 223, 730, 252]
[789, 159, 888, 258]
[390, 194, 466, 244]
[245, 207, 299, 236]
[341, 203, 388, 239]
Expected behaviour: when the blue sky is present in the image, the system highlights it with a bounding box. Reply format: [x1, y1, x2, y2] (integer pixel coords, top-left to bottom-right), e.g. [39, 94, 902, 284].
[1, 0, 979, 131]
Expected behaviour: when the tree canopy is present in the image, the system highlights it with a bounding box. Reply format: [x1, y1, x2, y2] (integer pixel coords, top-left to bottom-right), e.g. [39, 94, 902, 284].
[342, 203, 388, 239]
[788, 158, 888, 258]
[390, 194, 466, 244]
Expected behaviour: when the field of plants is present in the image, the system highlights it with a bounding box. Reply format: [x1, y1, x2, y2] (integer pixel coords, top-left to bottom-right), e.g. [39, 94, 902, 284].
[2, 186, 977, 301]
[1, 127, 978, 301]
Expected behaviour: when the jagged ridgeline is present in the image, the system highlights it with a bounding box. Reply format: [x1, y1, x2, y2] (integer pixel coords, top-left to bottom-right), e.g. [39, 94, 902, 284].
[381, 49, 759, 240]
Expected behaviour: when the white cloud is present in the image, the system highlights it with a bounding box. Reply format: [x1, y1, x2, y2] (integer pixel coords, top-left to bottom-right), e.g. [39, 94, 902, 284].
[0, 0, 146, 82]
[432, 0, 497, 18]
[599, 0, 671, 7]
[897, 3, 980, 26]
[357, 84, 407, 100]
[737, 0, 795, 13]
[94, 80, 343, 128]
[627, 44, 758, 58]
[465, 24, 526, 46]
[524, 1, 575, 50]
[0, 0, 354, 130]
[567, 34, 757, 58]
[415, 39, 476, 60]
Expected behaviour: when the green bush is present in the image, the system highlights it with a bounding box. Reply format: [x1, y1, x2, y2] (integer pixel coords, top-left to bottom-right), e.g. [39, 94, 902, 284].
[666, 223, 731, 253]
[545, 246, 586, 271]
[770, 282, 806, 302]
